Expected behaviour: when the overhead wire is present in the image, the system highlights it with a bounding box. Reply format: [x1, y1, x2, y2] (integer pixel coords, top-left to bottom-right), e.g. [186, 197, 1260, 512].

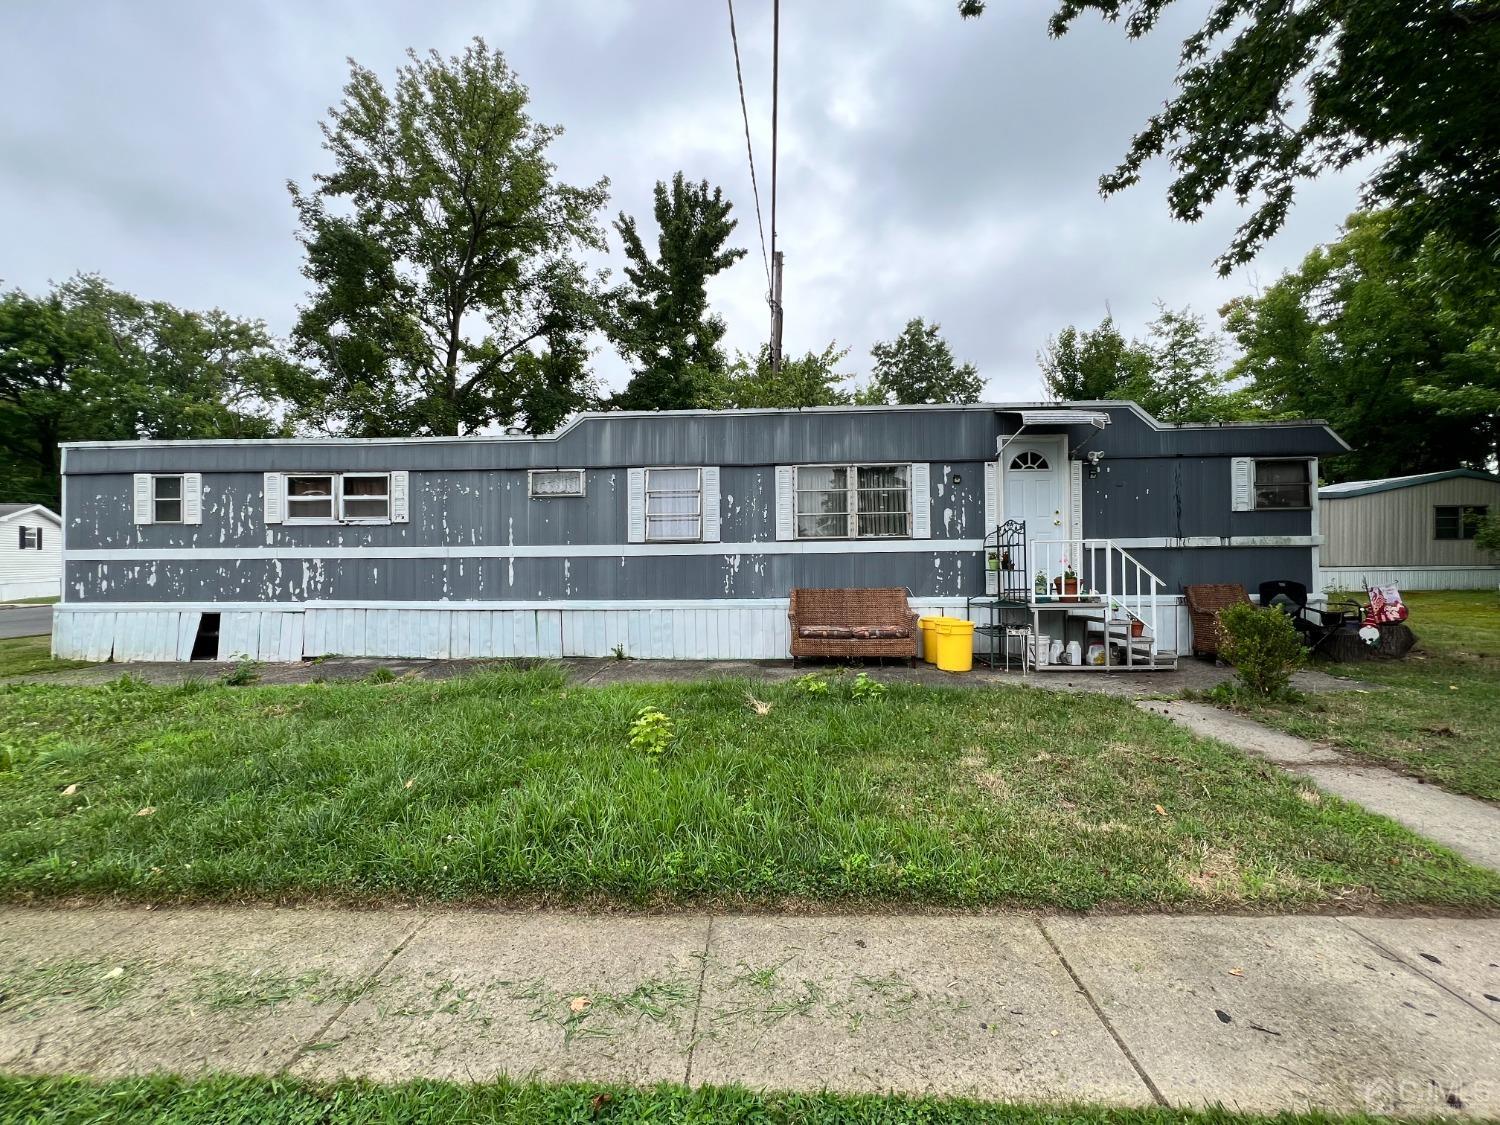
[726, 0, 772, 294]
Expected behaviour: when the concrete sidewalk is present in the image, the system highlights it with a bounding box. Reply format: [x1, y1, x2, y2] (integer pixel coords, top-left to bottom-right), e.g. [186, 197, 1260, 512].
[1, 906, 1496, 1115]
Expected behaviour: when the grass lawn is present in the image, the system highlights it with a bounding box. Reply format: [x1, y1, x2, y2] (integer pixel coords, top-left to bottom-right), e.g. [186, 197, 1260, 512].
[0, 1074, 1444, 1124]
[1235, 591, 1500, 802]
[0, 635, 86, 680]
[3, 595, 60, 604]
[0, 666, 1495, 910]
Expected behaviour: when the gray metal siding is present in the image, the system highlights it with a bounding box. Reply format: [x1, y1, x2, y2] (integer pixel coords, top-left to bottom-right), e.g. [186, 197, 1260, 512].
[1321, 477, 1500, 567]
[1083, 459, 1312, 540]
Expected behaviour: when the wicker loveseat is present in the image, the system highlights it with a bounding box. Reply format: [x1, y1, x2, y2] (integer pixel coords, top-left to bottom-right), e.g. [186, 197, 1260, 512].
[788, 587, 918, 665]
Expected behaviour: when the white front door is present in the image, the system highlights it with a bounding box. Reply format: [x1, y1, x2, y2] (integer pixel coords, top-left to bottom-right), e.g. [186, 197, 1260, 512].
[1002, 437, 1067, 553]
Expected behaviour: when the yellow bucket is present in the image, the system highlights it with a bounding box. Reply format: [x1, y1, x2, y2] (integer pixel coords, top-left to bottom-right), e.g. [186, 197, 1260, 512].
[918, 616, 942, 664]
[931, 617, 976, 673]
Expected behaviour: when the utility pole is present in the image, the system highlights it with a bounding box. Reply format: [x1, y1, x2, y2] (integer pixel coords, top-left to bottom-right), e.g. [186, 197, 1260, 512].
[770, 250, 784, 377]
[768, 0, 782, 379]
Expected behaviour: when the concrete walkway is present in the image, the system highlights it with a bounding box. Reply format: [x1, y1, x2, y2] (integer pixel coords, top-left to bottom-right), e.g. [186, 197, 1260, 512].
[1140, 701, 1500, 873]
[0, 905, 1496, 1115]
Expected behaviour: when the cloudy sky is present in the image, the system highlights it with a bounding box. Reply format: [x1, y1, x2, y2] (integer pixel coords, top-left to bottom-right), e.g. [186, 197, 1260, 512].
[2, 0, 1367, 400]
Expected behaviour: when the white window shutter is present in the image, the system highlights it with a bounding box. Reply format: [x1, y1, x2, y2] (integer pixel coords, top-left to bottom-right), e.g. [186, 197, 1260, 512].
[627, 468, 647, 543]
[391, 471, 410, 523]
[182, 473, 202, 525]
[1231, 457, 1254, 512]
[263, 472, 284, 525]
[910, 462, 931, 539]
[132, 474, 153, 525]
[1069, 460, 1084, 542]
[774, 466, 796, 541]
[701, 466, 721, 542]
[983, 462, 998, 532]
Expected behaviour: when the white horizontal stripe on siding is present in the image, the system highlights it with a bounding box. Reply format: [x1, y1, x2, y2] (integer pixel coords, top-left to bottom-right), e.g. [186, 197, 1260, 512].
[65, 538, 987, 563]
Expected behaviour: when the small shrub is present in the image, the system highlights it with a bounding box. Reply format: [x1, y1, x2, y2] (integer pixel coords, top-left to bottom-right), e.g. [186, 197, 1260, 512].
[850, 672, 887, 702]
[1217, 602, 1305, 699]
[792, 673, 830, 696]
[628, 707, 674, 756]
[612, 644, 628, 661]
[219, 660, 259, 687]
[364, 667, 396, 684]
[1475, 512, 1500, 558]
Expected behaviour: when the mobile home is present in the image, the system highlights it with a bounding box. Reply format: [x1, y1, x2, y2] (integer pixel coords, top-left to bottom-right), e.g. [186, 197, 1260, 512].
[0, 504, 62, 601]
[1318, 469, 1500, 591]
[53, 402, 1346, 664]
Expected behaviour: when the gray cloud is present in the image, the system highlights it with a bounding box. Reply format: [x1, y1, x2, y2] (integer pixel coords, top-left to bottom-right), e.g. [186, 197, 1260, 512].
[0, 0, 1366, 400]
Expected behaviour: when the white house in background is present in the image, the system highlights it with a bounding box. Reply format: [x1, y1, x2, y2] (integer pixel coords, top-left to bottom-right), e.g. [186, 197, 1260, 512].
[0, 504, 62, 601]
[1318, 470, 1500, 590]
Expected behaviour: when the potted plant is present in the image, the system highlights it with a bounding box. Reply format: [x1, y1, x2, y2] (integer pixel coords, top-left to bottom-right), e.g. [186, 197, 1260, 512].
[999, 549, 1013, 572]
[1052, 559, 1080, 602]
[1034, 569, 1049, 600]
[1110, 599, 1147, 638]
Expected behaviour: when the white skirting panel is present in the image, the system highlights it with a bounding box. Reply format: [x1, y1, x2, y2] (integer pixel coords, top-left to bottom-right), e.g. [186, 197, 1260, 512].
[53, 596, 1193, 663]
[1319, 565, 1500, 592]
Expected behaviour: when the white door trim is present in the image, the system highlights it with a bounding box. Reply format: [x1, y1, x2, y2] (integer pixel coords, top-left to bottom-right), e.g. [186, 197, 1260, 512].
[998, 434, 1069, 541]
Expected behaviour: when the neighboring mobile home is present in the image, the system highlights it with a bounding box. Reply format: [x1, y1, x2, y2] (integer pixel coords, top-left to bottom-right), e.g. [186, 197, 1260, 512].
[0, 504, 62, 601]
[53, 402, 1346, 663]
[1318, 469, 1500, 591]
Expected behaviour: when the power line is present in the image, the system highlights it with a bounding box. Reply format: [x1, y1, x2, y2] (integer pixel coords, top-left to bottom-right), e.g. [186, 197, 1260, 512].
[726, 0, 771, 292]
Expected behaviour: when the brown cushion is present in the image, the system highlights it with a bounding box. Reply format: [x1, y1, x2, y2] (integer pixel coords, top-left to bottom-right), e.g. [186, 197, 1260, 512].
[797, 624, 910, 640]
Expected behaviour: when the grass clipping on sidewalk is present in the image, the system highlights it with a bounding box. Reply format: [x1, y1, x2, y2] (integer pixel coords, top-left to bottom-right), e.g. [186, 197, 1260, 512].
[0, 665, 1495, 909]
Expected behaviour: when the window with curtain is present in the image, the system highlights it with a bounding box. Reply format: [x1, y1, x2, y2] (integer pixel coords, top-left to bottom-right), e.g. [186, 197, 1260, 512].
[795, 464, 910, 538]
[340, 474, 390, 521]
[645, 467, 702, 541]
[1253, 460, 1311, 509]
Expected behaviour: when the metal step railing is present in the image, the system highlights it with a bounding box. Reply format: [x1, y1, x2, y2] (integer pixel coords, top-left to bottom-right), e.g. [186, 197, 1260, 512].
[1029, 538, 1170, 666]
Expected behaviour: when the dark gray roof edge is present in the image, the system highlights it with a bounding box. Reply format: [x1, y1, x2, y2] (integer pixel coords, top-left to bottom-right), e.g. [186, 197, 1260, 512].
[58, 400, 1346, 451]
[1319, 468, 1500, 499]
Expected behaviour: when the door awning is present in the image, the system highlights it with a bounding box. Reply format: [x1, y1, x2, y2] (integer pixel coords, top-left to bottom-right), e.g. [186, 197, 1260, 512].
[1002, 408, 1111, 429]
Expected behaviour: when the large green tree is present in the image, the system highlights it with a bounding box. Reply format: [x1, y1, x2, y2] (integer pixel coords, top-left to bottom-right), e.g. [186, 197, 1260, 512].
[1038, 315, 1150, 402]
[0, 276, 295, 505]
[868, 318, 983, 404]
[1224, 211, 1499, 479]
[610, 173, 746, 411]
[290, 40, 609, 436]
[960, 0, 1500, 273]
[1040, 306, 1239, 423]
[714, 342, 877, 408]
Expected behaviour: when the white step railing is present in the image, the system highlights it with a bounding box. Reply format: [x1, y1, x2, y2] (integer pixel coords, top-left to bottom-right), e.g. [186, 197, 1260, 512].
[1028, 538, 1169, 665]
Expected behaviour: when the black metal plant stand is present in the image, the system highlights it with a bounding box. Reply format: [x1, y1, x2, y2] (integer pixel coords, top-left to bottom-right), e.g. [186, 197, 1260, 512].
[967, 520, 1031, 671]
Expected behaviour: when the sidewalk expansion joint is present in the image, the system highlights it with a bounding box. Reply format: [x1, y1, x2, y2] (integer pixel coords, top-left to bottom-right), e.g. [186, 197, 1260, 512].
[1035, 918, 1167, 1107]
[681, 914, 715, 1086]
[1335, 916, 1500, 1030]
[277, 913, 432, 1075]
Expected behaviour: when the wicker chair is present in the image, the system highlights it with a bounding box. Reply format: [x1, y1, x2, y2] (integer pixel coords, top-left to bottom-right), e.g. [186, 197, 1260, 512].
[788, 587, 918, 665]
[1183, 583, 1251, 659]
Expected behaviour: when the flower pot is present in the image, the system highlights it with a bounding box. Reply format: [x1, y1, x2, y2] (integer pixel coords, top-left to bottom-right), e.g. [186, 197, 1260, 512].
[1053, 577, 1080, 602]
[1130, 618, 1145, 638]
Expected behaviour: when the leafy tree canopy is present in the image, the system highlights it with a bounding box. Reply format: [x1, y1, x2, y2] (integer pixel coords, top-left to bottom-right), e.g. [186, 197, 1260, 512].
[960, 0, 1500, 273]
[1040, 305, 1237, 423]
[1224, 211, 1499, 479]
[610, 173, 746, 411]
[714, 342, 878, 409]
[289, 39, 609, 437]
[868, 318, 983, 404]
[0, 276, 296, 505]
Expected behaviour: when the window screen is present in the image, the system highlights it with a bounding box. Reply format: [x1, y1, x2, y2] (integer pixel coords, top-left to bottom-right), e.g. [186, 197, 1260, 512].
[1253, 460, 1311, 509]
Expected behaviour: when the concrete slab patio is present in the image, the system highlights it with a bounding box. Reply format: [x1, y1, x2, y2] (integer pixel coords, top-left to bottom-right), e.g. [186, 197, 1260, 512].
[0, 905, 1496, 1115]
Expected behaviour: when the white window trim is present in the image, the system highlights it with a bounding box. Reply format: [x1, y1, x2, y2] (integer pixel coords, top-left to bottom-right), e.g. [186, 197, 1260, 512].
[1250, 457, 1314, 512]
[20, 526, 41, 550]
[528, 468, 587, 499]
[793, 462, 913, 541]
[644, 466, 703, 543]
[152, 474, 185, 524]
[282, 474, 341, 526]
[338, 472, 393, 524]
